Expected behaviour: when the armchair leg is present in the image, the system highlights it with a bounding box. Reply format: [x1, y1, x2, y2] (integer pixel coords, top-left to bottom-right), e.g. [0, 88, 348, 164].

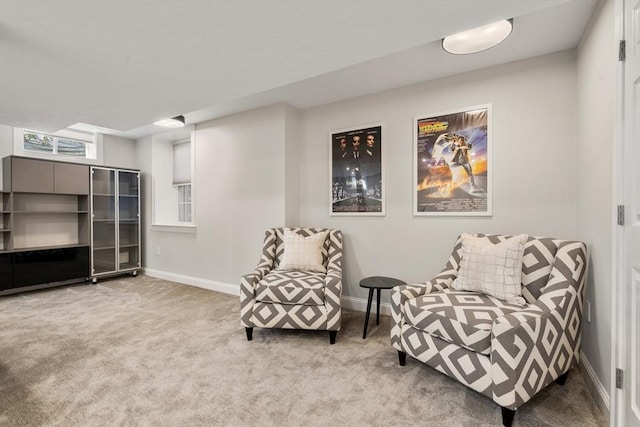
[501, 407, 516, 427]
[398, 351, 407, 366]
[245, 327, 253, 341]
[555, 371, 569, 386]
[329, 331, 337, 345]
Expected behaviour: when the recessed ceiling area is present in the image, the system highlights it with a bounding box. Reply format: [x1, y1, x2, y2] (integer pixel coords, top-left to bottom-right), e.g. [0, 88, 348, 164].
[0, 0, 597, 140]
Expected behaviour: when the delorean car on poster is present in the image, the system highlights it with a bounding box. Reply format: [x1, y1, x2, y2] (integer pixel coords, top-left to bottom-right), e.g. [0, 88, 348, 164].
[413, 105, 492, 216]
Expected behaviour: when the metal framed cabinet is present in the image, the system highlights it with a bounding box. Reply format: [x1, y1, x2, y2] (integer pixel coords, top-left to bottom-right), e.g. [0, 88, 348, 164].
[90, 167, 141, 281]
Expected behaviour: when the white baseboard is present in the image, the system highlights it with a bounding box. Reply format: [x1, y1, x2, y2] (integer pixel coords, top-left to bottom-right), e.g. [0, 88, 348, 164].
[142, 269, 389, 316]
[342, 294, 392, 316]
[579, 351, 611, 425]
[143, 268, 240, 296]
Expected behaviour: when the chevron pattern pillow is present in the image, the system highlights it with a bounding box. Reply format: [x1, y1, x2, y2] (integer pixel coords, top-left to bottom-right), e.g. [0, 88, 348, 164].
[277, 229, 329, 273]
[451, 233, 528, 306]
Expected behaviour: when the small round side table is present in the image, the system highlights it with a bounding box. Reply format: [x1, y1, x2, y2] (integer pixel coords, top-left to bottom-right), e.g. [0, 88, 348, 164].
[359, 276, 406, 339]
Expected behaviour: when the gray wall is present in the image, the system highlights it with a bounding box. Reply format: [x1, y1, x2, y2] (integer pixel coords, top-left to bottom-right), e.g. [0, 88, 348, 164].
[140, 104, 295, 289]
[299, 51, 579, 303]
[284, 104, 301, 226]
[576, 0, 615, 417]
[102, 135, 138, 169]
[0, 125, 13, 159]
[139, 51, 586, 311]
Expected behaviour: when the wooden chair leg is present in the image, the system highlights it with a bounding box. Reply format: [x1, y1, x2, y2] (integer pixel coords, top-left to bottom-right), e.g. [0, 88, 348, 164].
[398, 351, 407, 366]
[501, 407, 516, 427]
[329, 330, 337, 344]
[245, 327, 253, 341]
[555, 371, 569, 385]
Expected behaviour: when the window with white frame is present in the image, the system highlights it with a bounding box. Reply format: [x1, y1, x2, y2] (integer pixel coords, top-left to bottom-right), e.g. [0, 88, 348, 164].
[173, 140, 192, 223]
[19, 129, 97, 160]
[151, 127, 195, 230]
[177, 183, 192, 223]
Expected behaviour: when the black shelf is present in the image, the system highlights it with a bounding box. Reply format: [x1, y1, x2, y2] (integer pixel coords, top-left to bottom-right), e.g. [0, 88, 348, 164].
[10, 247, 90, 289]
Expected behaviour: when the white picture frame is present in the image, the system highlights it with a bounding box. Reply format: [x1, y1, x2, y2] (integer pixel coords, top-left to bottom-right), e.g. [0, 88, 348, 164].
[413, 104, 492, 216]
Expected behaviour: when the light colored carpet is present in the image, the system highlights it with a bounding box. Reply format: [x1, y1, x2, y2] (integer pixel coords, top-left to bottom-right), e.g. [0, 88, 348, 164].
[0, 275, 606, 426]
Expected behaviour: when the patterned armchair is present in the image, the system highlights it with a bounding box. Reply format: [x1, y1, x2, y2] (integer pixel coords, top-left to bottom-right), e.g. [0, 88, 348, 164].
[240, 227, 343, 344]
[391, 234, 587, 427]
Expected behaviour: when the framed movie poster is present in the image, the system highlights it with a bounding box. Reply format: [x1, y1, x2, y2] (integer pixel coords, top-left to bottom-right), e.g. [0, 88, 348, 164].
[330, 124, 384, 216]
[413, 105, 492, 216]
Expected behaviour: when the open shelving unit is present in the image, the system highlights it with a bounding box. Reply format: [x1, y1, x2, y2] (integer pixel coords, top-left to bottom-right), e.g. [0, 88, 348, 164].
[0, 192, 12, 290]
[10, 193, 89, 250]
[1, 192, 11, 252]
[1, 156, 91, 293]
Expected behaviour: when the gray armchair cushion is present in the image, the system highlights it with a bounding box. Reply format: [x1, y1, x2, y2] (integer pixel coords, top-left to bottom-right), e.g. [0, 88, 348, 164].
[405, 289, 524, 355]
[256, 270, 325, 306]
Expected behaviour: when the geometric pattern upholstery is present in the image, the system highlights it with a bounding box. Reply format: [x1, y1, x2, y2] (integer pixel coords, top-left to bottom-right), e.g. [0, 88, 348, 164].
[240, 227, 343, 332]
[256, 270, 326, 306]
[520, 236, 558, 303]
[404, 289, 524, 355]
[401, 327, 493, 396]
[391, 234, 587, 413]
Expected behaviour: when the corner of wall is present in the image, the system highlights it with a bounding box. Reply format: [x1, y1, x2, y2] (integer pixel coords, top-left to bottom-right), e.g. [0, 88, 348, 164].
[575, 0, 615, 413]
[284, 105, 301, 227]
[0, 124, 15, 188]
[580, 351, 611, 425]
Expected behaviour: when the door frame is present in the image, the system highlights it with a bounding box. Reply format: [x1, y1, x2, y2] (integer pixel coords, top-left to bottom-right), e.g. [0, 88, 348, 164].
[611, 0, 635, 425]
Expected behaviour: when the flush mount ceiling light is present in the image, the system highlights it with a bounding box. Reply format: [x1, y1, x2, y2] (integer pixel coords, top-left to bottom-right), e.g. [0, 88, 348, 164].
[153, 115, 186, 128]
[442, 19, 513, 55]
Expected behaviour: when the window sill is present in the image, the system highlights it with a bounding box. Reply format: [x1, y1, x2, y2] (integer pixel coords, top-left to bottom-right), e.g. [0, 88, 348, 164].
[151, 224, 197, 234]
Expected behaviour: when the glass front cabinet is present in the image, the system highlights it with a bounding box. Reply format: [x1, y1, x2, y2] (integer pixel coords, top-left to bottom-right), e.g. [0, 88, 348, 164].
[90, 167, 140, 281]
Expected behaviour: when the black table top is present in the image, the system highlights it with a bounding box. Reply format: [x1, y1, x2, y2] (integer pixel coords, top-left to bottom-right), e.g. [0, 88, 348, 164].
[359, 276, 406, 290]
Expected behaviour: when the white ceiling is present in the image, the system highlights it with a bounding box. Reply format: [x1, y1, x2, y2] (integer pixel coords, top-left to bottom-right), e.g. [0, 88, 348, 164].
[0, 0, 597, 140]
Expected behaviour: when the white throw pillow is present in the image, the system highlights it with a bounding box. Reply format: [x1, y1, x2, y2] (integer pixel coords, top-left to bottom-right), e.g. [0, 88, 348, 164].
[277, 229, 329, 273]
[451, 234, 528, 306]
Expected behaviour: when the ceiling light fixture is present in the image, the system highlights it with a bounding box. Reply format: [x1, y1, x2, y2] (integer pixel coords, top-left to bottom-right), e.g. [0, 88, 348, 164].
[442, 19, 513, 55]
[154, 115, 186, 128]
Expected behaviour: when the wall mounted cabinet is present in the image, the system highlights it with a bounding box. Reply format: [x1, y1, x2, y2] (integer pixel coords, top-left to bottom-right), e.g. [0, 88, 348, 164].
[2, 156, 89, 195]
[91, 167, 140, 281]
